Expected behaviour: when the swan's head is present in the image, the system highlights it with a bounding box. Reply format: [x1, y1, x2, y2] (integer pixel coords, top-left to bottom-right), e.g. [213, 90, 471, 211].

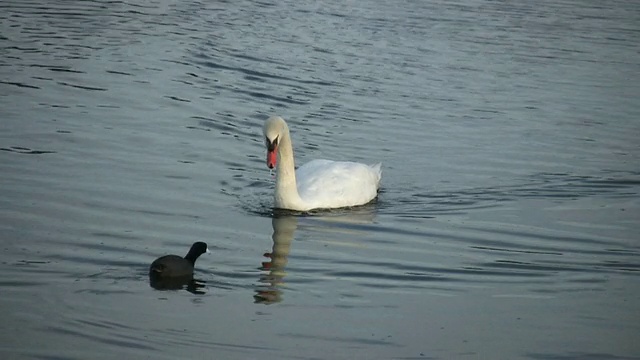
[263, 116, 287, 169]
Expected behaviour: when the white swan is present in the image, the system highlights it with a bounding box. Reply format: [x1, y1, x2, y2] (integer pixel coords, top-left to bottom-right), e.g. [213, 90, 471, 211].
[262, 116, 381, 211]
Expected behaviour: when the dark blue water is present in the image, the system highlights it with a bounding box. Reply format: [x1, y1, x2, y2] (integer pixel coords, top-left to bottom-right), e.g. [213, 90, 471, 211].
[1, 0, 639, 359]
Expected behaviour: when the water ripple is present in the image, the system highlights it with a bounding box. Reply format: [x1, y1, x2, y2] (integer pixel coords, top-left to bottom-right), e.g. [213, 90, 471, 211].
[1, 0, 639, 359]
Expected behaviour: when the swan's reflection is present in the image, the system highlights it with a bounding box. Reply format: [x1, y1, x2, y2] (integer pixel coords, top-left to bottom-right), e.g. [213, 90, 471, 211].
[254, 204, 378, 304]
[254, 214, 297, 304]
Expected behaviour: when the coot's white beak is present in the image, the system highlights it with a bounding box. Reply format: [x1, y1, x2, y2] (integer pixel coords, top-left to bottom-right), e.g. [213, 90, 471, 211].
[206, 248, 211, 254]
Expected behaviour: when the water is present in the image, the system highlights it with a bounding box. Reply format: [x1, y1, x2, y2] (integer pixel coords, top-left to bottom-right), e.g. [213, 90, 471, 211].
[1, 0, 639, 359]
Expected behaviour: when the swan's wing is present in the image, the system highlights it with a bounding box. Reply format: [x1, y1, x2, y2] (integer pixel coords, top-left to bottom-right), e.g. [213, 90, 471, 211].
[296, 159, 381, 209]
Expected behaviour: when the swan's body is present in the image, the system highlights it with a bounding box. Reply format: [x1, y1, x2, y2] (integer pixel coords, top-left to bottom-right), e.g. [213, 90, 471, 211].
[263, 116, 381, 211]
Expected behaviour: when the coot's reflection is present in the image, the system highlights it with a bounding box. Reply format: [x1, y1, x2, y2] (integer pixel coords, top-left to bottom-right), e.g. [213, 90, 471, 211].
[254, 214, 297, 304]
[149, 275, 207, 295]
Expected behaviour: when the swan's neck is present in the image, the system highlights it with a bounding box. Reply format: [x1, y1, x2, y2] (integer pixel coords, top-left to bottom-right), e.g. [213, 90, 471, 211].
[274, 129, 305, 210]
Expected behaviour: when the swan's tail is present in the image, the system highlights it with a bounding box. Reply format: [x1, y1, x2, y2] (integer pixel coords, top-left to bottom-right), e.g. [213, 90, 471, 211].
[370, 163, 382, 188]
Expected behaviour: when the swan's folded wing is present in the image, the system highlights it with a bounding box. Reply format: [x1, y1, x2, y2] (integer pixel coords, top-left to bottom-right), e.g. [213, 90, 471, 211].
[296, 160, 380, 209]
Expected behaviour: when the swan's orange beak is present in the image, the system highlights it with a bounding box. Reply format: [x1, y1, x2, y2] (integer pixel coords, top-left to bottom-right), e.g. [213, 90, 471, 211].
[267, 147, 277, 169]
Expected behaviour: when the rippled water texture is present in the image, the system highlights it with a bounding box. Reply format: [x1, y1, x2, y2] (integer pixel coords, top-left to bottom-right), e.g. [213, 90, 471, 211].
[1, 0, 639, 359]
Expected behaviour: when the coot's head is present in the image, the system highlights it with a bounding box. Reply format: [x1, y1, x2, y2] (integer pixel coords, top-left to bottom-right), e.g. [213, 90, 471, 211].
[185, 241, 210, 264]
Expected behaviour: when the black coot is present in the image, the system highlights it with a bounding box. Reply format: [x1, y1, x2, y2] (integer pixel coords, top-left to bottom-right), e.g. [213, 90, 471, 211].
[149, 242, 209, 289]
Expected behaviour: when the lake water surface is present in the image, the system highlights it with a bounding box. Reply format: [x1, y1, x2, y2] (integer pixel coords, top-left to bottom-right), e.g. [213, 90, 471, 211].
[1, 0, 639, 359]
